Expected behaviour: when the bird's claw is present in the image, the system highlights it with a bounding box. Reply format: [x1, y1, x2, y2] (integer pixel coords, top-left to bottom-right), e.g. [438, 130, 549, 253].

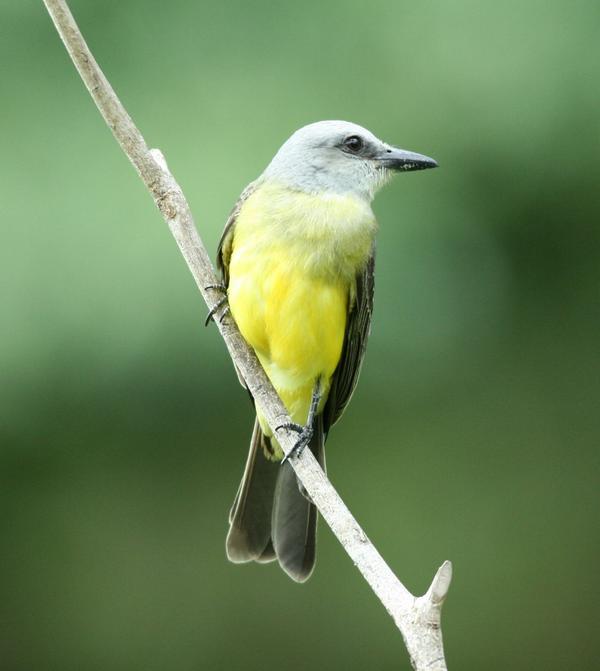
[204, 284, 229, 326]
[275, 377, 322, 463]
[276, 422, 314, 462]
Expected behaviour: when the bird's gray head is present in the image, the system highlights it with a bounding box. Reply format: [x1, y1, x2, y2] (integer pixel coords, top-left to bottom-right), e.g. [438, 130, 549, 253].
[263, 120, 437, 202]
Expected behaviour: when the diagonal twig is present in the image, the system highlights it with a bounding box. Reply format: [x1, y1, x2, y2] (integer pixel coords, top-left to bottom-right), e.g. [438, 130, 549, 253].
[41, 1, 453, 668]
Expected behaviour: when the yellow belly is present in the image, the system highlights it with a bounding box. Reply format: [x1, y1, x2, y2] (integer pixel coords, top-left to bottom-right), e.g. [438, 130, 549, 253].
[229, 245, 348, 432]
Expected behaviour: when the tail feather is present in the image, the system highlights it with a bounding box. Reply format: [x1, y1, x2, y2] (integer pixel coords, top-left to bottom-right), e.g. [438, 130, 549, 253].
[272, 415, 324, 582]
[226, 416, 325, 581]
[226, 420, 279, 563]
[271, 462, 318, 582]
[255, 539, 276, 564]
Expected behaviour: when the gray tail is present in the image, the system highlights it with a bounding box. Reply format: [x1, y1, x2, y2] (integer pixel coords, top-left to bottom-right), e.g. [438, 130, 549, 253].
[226, 416, 325, 583]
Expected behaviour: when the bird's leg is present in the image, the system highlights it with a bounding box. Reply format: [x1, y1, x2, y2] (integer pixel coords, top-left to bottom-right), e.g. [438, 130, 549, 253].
[204, 283, 230, 326]
[277, 378, 322, 463]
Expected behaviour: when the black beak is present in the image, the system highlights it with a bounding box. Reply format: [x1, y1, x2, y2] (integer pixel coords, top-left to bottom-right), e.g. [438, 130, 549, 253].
[377, 146, 438, 172]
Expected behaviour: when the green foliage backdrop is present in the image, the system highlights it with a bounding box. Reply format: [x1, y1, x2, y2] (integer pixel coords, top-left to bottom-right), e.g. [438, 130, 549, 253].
[1, 1, 598, 669]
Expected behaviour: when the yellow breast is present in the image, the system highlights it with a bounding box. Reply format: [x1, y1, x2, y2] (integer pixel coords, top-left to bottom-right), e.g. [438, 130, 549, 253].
[227, 181, 376, 434]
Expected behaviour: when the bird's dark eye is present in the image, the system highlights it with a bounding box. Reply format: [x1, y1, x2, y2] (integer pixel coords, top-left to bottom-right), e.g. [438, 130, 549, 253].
[342, 135, 364, 153]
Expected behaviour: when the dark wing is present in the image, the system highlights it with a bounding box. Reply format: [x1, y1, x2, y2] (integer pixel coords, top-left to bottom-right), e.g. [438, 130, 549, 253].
[217, 180, 259, 287]
[216, 180, 260, 389]
[323, 249, 375, 434]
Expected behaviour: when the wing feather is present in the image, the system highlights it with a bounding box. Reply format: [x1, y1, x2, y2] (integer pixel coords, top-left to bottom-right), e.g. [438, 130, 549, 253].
[216, 180, 261, 389]
[217, 180, 260, 287]
[323, 250, 375, 433]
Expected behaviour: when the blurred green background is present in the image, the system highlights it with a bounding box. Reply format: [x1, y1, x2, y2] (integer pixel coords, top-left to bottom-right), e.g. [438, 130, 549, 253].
[1, 1, 599, 669]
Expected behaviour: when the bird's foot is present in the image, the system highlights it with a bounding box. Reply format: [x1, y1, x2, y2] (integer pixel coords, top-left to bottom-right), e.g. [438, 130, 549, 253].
[276, 422, 314, 463]
[276, 377, 322, 463]
[204, 284, 229, 326]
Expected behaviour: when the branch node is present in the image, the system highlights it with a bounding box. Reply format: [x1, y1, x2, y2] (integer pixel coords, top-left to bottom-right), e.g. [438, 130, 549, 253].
[425, 560, 453, 606]
[149, 147, 168, 171]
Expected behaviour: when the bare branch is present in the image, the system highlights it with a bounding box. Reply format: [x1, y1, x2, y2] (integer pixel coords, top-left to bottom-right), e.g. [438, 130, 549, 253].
[42, 1, 452, 668]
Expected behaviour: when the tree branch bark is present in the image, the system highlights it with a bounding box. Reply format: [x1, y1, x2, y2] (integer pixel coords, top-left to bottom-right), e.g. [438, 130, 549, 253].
[42, 1, 452, 668]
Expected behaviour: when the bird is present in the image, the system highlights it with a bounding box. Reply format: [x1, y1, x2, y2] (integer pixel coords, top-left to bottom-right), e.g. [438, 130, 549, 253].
[217, 120, 437, 582]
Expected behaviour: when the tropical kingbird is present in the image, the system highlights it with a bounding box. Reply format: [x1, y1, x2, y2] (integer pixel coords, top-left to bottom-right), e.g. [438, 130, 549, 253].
[218, 120, 437, 582]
